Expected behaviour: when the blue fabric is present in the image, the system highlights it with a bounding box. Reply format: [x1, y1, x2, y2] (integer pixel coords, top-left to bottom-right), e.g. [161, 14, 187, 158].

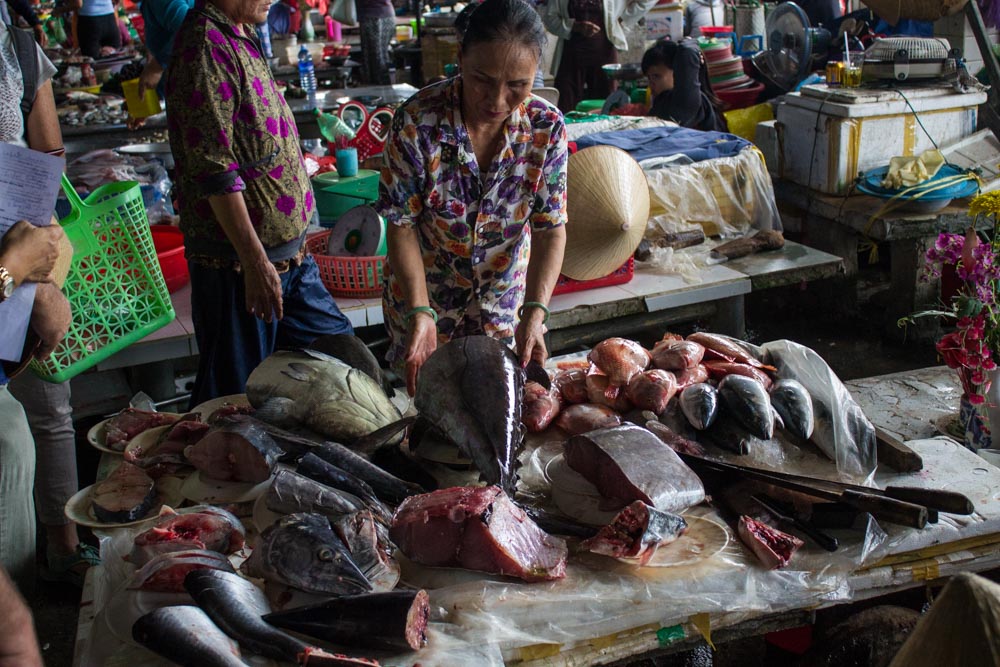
[187, 255, 354, 408]
[140, 0, 193, 69]
[573, 126, 751, 163]
[873, 18, 933, 36]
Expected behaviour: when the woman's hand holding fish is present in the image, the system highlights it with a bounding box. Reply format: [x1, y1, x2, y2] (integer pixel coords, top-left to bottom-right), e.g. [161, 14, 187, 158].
[244, 259, 284, 323]
[405, 314, 438, 397]
[515, 310, 548, 369]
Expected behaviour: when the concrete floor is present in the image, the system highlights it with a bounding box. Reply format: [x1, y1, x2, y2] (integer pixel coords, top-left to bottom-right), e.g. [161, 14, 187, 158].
[27, 255, 944, 667]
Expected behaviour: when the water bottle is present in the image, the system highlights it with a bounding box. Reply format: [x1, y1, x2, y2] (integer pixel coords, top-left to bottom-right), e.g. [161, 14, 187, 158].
[298, 45, 317, 95]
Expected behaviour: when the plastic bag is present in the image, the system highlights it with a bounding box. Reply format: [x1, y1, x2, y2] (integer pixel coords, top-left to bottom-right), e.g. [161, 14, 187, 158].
[761, 339, 878, 482]
[644, 147, 782, 239]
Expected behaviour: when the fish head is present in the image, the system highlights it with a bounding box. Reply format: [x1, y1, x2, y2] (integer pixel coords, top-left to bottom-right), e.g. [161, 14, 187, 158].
[265, 514, 372, 595]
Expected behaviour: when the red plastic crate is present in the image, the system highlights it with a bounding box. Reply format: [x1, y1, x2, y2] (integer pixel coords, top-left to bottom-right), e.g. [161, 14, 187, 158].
[552, 258, 634, 295]
[306, 230, 385, 299]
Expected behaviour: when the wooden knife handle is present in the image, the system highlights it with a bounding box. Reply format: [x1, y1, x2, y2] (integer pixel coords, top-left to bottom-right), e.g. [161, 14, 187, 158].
[841, 490, 928, 529]
[884, 486, 975, 515]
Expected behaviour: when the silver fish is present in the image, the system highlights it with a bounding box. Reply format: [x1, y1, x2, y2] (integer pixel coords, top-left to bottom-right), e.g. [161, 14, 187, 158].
[241, 512, 371, 596]
[265, 469, 364, 520]
[718, 374, 774, 440]
[679, 383, 719, 430]
[132, 605, 243, 667]
[769, 379, 815, 440]
[247, 349, 402, 443]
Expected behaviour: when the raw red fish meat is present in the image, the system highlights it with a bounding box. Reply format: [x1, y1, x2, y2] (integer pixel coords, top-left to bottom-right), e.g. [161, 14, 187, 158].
[522, 381, 563, 433]
[625, 369, 678, 413]
[644, 421, 706, 456]
[125, 418, 209, 478]
[554, 369, 588, 404]
[207, 403, 256, 424]
[185, 420, 281, 483]
[585, 370, 633, 411]
[687, 332, 775, 371]
[91, 462, 158, 523]
[564, 424, 705, 513]
[130, 507, 246, 567]
[389, 486, 567, 582]
[128, 549, 235, 593]
[674, 364, 709, 390]
[651, 340, 705, 371]
[582, 501, 688, 564]
[704, 361, 773, 390]
[588, 338, 650, 400]
[738, 515, 803, 569]
[555, 403, 622, 436]
[105, 409, 182, 451]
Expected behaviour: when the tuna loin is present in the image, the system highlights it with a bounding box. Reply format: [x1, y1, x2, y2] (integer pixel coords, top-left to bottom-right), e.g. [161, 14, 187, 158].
[564, 424, 705, 513]
[582, 501, 688, 565]
[390, 486, 568, 582]
[91, 462, 157, 523]
[738, 515, 804, 569]
[264, 590, 430, 652]
[185, 420, 281, 483]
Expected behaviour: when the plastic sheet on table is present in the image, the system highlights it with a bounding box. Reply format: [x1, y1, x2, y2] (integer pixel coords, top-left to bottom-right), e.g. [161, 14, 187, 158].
[643, 147, 781, 239]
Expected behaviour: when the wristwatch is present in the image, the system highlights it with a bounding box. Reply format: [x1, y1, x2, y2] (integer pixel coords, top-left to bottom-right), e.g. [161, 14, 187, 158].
[0, 266, 14, 304]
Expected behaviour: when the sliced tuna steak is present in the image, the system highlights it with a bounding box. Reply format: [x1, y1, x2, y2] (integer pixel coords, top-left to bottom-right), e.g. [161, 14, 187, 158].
[130, 507, 246, 567]
[105, 408, 181, 451]
[582, 501, 687, 564]
[738, 515, 804, 569]
[91, 462, 158, 523]
[564, 424, 705, 513]
[185, 421, 281, 483]
[390, 486, 567, 582]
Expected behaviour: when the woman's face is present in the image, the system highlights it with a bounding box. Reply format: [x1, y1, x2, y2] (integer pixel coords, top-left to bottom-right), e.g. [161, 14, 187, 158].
[646, 64, 675, 97]
[459, 41, 539, 127]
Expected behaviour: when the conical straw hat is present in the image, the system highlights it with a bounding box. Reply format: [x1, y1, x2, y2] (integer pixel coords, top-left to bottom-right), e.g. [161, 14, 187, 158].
[563, 146, 650, 281]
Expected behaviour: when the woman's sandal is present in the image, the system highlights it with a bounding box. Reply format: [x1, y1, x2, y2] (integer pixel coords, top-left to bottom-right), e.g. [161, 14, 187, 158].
[40, 543, 101, 587]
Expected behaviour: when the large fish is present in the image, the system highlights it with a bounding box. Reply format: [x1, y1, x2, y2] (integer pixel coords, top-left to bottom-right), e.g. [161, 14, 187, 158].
[132, 605, 243, 667]
[332, 511, 400, 591]
[679, 383, 718, 430]
[128, 549, 235, 593]
[625, 369, 678, 414]
[242, 512, 371, 596]
[311, 441, 425, 505]
[297, 453, 392, 523]
[265, 469, 364, 520]
[414, 336, 525, 495]
[129, 506, 246, 567]
[247, 349, 402, 444]
[588, 338, 651, 400]
[264, 590, 430, 652]
[185, 420, 282, 483]
[308, 334, 395, 398]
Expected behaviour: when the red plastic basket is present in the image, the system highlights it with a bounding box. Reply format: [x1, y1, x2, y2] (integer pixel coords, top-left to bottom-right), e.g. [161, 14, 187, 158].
[306, 230, 385, 299]
[553, 258, 634, 296]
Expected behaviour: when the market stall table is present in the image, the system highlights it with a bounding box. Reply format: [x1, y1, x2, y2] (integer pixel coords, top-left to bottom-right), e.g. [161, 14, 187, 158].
[70, 366, 1000, 666]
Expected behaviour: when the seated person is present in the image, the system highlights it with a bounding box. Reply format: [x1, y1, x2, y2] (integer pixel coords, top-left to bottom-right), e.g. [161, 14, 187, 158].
[641, 38, 727, 132]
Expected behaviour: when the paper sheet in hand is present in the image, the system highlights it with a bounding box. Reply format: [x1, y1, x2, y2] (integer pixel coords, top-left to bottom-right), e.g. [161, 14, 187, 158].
[0, 144, 65, 362]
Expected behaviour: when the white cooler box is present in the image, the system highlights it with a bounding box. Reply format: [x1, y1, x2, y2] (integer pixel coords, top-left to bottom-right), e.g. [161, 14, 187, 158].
[757, 84, 985, 194]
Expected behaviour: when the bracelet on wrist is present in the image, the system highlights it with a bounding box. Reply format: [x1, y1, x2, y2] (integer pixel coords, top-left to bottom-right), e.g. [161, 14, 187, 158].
[404, 305, 438, 324]
[517, 301, 550, 324]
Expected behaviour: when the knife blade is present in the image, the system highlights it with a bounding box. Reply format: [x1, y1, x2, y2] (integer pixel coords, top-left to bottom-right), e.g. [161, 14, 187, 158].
[752, 494, 840, 552]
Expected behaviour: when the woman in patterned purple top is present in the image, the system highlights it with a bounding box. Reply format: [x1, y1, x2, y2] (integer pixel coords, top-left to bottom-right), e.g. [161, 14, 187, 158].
[378, 0, 568, 396]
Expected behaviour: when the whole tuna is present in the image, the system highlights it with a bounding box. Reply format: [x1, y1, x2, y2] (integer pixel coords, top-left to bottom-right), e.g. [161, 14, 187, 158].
[679, 383, 719, 430]
[588, 338, 651, 400]
[307, 334, 394, 398]
[769, 379, 815, 440]
[718, 374, 774, 440]
[414, 336, 524, 495]
[246, 349, 402, 444]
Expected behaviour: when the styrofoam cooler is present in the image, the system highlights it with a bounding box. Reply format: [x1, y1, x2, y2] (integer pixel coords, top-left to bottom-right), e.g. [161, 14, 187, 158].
[763, 84, 985, 194]
[646, 3, 683, 42]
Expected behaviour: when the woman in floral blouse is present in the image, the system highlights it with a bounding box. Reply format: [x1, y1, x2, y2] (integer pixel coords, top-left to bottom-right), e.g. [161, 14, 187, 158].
[378, 0, 568, 396]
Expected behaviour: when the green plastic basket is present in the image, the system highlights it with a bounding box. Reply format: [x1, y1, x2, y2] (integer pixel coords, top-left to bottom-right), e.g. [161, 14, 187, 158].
[30, 175, 175, 383]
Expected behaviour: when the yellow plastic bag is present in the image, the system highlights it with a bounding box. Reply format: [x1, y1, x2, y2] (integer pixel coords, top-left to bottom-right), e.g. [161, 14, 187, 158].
[723, 102, 774, 142]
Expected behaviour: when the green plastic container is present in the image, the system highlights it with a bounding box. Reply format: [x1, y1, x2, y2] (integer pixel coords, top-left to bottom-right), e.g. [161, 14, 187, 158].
[30, 175, 176, 383]
[313, 169, 380, 225]
[575, 99, 606, 112]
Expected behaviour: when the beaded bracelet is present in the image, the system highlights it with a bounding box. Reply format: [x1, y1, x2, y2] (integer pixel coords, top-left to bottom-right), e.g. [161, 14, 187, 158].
[404, 306, 438, 324]
[517, 301, 550, 324]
